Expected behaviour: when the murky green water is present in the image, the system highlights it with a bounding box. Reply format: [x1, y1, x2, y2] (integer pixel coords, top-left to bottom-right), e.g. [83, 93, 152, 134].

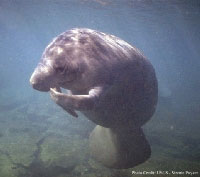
[0, 0, 200, 176]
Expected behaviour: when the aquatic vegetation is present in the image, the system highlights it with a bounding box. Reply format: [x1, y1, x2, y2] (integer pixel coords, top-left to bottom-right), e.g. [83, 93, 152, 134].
[40, 134, 88, 166]
[13, 136, 77, 177]
[0, 152, 19, 177]
[170, 137, 200, 162]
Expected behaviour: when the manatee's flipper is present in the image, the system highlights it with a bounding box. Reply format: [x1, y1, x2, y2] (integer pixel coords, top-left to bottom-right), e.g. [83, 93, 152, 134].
[62, 107, 78, 118]
[52, 87, 78, 118]
[49, 86, 105, 111]
[89, 126, 151, 169]
[53, 87, 62, 93]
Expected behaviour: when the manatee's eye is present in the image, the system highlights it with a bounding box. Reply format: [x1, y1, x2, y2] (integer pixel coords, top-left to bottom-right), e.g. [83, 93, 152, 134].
[54, 66, 65, 74]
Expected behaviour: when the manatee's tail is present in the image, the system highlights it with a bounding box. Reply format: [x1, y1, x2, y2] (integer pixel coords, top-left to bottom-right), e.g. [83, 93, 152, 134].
[89, 125, 151, 169]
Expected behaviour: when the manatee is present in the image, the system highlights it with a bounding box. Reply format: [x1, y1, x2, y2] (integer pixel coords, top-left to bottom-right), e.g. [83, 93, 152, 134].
[30, 28, 158, 169]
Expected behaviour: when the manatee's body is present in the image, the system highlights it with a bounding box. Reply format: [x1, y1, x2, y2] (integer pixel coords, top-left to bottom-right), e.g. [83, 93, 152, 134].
[30, 28, 158, 169]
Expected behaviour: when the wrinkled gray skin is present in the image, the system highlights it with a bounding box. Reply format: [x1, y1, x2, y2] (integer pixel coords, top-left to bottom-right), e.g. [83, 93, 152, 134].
[30, 28, 158, 168]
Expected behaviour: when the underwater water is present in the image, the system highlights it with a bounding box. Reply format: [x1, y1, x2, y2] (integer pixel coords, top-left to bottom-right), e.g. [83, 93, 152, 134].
[0, 0, 200, 176]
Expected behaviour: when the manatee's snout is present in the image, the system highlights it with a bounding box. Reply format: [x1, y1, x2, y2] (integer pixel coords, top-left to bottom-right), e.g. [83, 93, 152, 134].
[30, 75, 49, 92]
[30, 64, 53, 92]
